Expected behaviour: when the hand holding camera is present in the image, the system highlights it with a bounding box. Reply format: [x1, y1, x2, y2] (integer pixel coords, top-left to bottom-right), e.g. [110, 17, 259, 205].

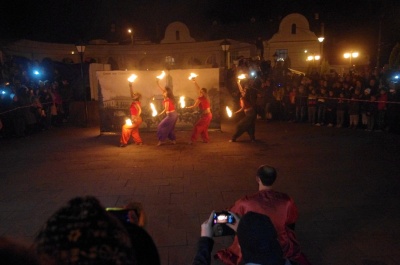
[200, 211, 240, 237]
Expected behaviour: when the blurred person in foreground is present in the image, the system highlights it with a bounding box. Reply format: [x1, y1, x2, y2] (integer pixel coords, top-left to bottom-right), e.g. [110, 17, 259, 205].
[34, 196, 160, 265]
[215, 165, 312, 265]
[193, 211, 291, 265]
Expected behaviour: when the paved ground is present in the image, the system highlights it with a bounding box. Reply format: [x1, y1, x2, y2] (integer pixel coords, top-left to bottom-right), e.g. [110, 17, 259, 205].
[1, 119, 399, 265]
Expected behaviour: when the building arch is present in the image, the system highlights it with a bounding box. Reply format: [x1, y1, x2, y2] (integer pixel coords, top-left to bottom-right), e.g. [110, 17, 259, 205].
[161, 21, 195, 44]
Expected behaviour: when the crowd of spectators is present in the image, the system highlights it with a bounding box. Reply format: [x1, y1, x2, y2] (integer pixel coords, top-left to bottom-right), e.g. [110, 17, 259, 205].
[0, 57, 74, 139]
[227, 58, 400, 134]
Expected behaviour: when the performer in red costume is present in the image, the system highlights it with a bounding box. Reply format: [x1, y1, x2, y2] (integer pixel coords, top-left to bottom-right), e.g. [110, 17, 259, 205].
[186, 78, 212, 144]
[156, 79, 178, 146]
[215, 165, 312, 265]
[120, 82, 143, 147]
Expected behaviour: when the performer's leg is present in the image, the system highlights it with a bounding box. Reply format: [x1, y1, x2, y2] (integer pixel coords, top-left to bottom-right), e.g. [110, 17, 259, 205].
[120, 124, 133, 146]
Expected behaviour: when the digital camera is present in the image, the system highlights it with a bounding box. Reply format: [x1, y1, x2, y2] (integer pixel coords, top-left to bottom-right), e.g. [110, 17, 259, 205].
[212, 211, 235, 237]
[106, 207, 133, 224]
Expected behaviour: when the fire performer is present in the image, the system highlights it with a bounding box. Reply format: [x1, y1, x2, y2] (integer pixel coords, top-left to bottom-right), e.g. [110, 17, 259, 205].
[120, 76, 143, 147]
[186, 75, 212, 144]
[229, 77, 257, 142]
[156, 74, 178, 146]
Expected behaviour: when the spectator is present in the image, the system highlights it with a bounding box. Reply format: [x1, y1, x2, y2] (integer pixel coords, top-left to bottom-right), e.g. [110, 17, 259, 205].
[307, 87, 317, 124]
[376, 88, 388, 131]
[348, 90, 361, 129]
[315, 87, 327, 126]
[295, 85, 307, 122]
[34, 196, 135, 265]
[193, 211, 290, 265]
[336, 92, 347, 128]
[215, 165, 312, 265]
[365, 95, 377, 131]
[325, 90, 337, 127]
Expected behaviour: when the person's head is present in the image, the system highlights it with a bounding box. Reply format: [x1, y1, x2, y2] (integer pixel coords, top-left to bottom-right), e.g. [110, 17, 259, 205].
[164, 86, 174, 99]
[132, 92, 142, 101]
[256, 165, 277, 187]
[237, 212, 285, 265]
[34, 196, 136, 265]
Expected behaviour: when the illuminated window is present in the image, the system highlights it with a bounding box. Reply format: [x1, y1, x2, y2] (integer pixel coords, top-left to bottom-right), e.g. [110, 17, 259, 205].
[275, 49, 288, 61]
[165, 56, 175, 65]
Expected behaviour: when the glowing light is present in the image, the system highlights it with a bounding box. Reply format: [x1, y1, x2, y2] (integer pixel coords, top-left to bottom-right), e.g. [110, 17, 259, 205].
[188, 73, 198, 80]
[156, 71, 165, 80]
[150, 103, 158, 117]
[127, 74, 137, 83]
[179, 96, 185, 108]
[125, 118, 133, 126]
[226, 106, 232, 118]
[237, 74, 246, 80]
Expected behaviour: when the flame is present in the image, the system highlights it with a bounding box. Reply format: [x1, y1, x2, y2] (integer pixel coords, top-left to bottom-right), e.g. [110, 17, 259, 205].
[125, 118, 133, 126]
[237, 74, 247, 80]
[127, 74, 137, 83]
[150, 103, 158, 117]
[226, 106, 232, 118]
[188, 73, 198, 80]
[156, 71, 166, 80]
[179, 96, 185, 108]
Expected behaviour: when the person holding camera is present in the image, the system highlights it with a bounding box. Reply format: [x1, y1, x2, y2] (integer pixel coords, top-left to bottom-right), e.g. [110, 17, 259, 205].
[215, 165, 312, 265]
[193, 211, 290, 265]
[186, 78, 212, 144]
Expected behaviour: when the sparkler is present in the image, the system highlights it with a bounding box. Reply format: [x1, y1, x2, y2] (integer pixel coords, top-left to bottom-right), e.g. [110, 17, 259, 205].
[150, 103, 158, 117]
[125, 118, 133, 126]
[127, 74, 137, 83]
[188, 73, 198, 80]
[226, 106, 232, 118]
[156, 71, 166, 80]
[237, 74, 247, 80]
[179, 96, 185, 108]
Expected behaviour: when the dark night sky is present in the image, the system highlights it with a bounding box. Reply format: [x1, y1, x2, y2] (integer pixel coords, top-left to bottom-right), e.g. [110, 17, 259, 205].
[1, 0, 399, 64]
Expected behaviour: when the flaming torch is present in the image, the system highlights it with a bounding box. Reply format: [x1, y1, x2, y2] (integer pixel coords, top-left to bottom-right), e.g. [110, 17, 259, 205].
[188, 73, 198, 80]
[125, 118, 133, 126]
[150, 103, 158, 117]
[127, 74, 137, 83]
[237, 74, 247, 80]
[226, 106, 233, 118]
[179, 96, 185, 108]
[156, 71, 166, 80]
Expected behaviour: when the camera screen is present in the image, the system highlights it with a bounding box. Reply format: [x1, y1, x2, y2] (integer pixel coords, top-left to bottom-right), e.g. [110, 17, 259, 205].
[106, 208, 130, 224]
[213, 212, 234, 224]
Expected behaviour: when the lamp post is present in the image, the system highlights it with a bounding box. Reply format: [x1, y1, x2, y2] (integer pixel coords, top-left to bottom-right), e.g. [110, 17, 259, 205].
[343, 51, 359, 70]
[128, 28, 134, 45]
[220, 39, 231, 68]
[318, 37, 324, 64]
[75, 44, 88, 126]
[307, 54, 320, 68]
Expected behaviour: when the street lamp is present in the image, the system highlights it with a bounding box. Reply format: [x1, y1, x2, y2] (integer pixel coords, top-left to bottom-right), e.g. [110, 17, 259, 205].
[307, 54, 320, 63]
[220, 39, 231, 68]
[343, 51, 359, 67]
[75, 44, 88, 126]
[128, 28, 134, 45]
[318, 36, 324, 64]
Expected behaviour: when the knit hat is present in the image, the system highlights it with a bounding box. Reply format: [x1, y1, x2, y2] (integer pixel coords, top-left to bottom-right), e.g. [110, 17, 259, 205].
[34, 196, 135, 265]
[237, 212, 284, 265]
